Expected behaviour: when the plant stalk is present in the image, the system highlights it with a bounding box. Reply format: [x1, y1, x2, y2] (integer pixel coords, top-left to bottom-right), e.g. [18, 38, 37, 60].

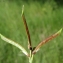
[29, 50, 33, 63]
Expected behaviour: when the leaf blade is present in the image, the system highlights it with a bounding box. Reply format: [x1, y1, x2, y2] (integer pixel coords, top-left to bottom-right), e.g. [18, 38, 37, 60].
[32, 28, 62, 54]
[0, 34, 29, 57]
[21, 5, 32, 50]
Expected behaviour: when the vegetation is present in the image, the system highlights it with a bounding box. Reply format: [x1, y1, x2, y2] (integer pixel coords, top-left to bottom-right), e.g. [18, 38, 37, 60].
[0, 0, 63, 63]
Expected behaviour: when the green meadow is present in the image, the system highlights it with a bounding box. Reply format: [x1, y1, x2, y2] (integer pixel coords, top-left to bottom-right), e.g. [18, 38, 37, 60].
[0, 1, 63, 63]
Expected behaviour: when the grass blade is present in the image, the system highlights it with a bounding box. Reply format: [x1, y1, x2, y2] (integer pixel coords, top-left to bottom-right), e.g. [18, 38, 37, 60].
[0, 34, 29, 57]
[32, 28, 62, 54]
[21, 5, 32, 50]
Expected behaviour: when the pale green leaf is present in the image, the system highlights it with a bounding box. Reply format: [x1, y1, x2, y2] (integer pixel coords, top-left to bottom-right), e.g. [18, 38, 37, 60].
[0, 34, 29, 57]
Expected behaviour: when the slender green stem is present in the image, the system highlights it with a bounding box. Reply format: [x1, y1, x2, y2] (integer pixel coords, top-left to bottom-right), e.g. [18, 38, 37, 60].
[29, 50, 33, 63]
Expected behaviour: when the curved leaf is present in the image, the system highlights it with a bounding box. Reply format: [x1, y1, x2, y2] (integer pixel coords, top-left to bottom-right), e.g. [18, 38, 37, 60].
[32, 28, 62, 54]
[0, 34, 29, 57]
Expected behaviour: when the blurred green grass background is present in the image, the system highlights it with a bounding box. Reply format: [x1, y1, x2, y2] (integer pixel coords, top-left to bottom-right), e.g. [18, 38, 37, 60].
[0, 0, 63, 63]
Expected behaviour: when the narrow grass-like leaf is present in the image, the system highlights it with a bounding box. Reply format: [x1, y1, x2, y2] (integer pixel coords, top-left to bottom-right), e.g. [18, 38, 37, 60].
[32, 28, 62, 54]
[0, 34, 29, 57]
[21, 5, 32, 50]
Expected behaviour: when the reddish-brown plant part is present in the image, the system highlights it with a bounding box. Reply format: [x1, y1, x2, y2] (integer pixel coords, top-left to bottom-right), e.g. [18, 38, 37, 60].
[21, 5, 32, 50]
[32, 29, 62, 54]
